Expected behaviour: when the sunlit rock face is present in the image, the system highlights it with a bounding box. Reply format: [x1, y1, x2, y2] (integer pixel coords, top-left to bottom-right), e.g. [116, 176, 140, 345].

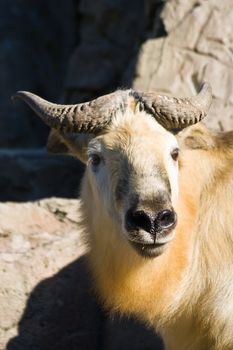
[133, 0, 233, 132]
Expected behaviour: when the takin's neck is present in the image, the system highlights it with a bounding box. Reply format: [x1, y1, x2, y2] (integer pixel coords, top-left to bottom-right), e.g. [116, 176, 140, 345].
[161, 161, 233, 349]
[81, 172, 197, 327]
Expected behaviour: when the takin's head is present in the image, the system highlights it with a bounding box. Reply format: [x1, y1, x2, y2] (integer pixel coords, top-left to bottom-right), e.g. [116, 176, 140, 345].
[12, 84, 212, 258]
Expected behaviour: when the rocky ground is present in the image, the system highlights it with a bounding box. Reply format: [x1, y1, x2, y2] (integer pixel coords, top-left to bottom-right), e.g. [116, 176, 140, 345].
[0, 198, 163, 350]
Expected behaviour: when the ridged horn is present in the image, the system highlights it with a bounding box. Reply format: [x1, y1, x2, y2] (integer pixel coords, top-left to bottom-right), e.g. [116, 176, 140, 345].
[12, 90, 128, 133]
[139, 82, 212, 129]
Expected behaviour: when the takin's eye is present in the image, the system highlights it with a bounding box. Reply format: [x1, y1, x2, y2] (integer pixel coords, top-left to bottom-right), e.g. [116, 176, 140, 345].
[89, 153, 102, 168]
[171, 148, 180, 161]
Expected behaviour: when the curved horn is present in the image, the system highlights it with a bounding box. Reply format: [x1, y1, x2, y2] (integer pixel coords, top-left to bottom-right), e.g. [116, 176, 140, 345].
[139, 82, 212, 129]
[12, 90, 128, 133]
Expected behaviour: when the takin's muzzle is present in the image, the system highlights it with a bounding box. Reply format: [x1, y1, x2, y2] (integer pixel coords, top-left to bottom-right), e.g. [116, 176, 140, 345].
[123, 195, 177, 258]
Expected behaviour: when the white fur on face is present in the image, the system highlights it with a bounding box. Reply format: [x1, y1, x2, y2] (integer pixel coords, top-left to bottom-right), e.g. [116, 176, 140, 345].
[86, 110, 180, 223]
[164, 139, 179, 206]
[87, 139, 113, 215]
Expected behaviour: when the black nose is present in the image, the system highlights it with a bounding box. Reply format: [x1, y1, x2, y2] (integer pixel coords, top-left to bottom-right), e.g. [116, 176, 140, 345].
[125, 209, 177, 234]
[156, 209, 177, 229]
[126, 210, 153, 233]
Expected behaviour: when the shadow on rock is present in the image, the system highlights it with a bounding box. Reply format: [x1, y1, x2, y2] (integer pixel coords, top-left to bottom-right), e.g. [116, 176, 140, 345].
[7, 255, 163, 350]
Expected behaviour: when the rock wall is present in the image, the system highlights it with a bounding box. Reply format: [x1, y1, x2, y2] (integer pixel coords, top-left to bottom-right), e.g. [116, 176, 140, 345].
[1, 0, 233, 151]
[0, 0, 74, 148]
[133, 0, 233, 131]
[0, 150, 84, 202]
[64, 0, 147, 103]
[65, 0, 233, 131]
[2, 0, 233, 201]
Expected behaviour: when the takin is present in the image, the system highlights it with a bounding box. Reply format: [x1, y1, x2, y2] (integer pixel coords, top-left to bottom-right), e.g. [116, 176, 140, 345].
[13, 83, 233, 350]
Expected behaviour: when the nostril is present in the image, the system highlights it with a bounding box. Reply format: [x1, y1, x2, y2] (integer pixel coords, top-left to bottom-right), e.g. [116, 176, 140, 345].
[156, 210, 177, 229]
[125, 209, 153, 233]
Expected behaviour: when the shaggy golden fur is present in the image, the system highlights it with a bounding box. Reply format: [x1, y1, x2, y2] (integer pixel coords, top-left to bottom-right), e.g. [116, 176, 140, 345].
[48, 102, 233, 349]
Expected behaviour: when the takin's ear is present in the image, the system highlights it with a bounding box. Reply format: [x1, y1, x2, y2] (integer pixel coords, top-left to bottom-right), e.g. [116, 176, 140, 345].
[176, 123, 216, 151]
[47, 129, 93, 163]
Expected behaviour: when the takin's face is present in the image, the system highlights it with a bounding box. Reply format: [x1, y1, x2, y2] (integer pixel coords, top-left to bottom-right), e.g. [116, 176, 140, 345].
[86, 109, 179, 258]
[13, 84, 212, 258]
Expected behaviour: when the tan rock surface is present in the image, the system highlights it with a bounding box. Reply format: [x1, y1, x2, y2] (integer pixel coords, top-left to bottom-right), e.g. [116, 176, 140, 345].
[0, 198, 87, 349]
[133, 0, 233, 132]
[1, 199, 162, 350]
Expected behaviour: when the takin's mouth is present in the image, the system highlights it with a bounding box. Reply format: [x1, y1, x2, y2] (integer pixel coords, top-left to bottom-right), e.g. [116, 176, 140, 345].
[126, 227, 176, 258]
[129, 240, 168, 258]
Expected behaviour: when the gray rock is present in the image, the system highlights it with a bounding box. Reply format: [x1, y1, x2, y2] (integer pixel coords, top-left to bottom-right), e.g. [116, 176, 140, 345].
[0, 0, 74, 148]
[0, 149, 84, 201]
[64, 0, 146, 103]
